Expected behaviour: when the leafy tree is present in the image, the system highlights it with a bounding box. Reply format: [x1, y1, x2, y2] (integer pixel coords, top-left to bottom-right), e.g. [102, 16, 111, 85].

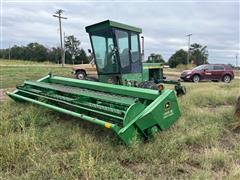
[228, 64, 235, 68]
[64, 35, 81, 64]
[0, 48, 10, 59]
[0, 40, 89, 64]
[190, 43, 208, 65]
[75, 48, 89, 64]
[47, 47, 61, 64]
[11, 45, 26, 60]
[147, 53, 165, 63]
[168, 49, 188, 68]
[23, 43, 48, 61]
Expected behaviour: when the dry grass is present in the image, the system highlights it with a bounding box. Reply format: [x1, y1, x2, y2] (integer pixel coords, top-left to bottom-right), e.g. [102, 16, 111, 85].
[233, 96, 240, 129]
[0, 60, 240, 179]
[0, 59, 55, 66]
[0, 66, 72, 89]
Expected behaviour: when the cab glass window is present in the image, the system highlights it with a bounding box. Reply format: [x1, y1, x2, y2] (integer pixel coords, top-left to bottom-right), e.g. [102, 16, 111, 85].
[91, 31, 119, 74]
[130, 33, 140, 63]
[130, 33, 141, 73]
[115, 30, 130, 73]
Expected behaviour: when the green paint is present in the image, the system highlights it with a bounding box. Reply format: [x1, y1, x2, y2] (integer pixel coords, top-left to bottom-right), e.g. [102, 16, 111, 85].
[7, 75, 181, 145]
[122, 73, 143, 85]
[7, 20, 184, 145]
[142, 63, 164, 69]
[86, 20, 142, 33]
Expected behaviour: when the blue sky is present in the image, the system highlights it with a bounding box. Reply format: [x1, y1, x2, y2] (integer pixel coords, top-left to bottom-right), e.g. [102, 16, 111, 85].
[1, 0, 239, 65]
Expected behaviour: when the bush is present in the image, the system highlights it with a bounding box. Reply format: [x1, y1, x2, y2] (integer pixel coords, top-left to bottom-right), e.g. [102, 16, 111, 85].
[176, 64, 196, 71]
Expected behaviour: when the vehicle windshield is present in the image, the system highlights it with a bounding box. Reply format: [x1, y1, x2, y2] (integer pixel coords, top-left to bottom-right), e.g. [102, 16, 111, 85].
[193, 65, 206, 71]
[90, 30, 119, 74]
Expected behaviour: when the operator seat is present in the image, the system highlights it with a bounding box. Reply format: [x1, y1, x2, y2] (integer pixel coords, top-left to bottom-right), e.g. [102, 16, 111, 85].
[120, 48, 130, 72]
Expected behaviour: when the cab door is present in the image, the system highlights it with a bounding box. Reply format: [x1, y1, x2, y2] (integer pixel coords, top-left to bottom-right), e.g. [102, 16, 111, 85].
[115, 30, 142, 74]
[115, 30, 131, 73]
[130, 32, 142, 73]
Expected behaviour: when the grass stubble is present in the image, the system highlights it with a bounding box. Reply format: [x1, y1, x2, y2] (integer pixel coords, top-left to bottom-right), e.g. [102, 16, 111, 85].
[0, 62, 240, 179]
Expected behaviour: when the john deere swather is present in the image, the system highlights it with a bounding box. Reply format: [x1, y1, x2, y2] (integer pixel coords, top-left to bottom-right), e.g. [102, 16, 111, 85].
[7, 20, 183, 145]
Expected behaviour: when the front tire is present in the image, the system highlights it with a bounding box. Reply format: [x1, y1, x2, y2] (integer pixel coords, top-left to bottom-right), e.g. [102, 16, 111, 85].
[76, 71, 86, 80]
[192, 75, 200, 83]
[223, 75, 231, 83]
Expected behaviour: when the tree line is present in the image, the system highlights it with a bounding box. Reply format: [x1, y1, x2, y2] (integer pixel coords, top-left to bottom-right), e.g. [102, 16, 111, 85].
[1, 35, 208, 68]
[147, 43, 208, 68]
[0, 35, 89, 64]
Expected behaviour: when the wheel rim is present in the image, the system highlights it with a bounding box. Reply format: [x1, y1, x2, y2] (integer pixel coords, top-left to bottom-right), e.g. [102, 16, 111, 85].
[193, 76, 199, 82]
[224, 76, 230, 82]
[77, 73, 84, 79]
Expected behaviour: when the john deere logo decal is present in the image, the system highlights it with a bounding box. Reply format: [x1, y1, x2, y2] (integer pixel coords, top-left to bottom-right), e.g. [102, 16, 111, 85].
[165, 102, 171, 111]
[164, 102, 173, 118]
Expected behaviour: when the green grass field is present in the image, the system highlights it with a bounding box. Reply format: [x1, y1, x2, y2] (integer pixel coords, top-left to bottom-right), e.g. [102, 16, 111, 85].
[0, 60, 72, 89]
[1, 60, 240, 179]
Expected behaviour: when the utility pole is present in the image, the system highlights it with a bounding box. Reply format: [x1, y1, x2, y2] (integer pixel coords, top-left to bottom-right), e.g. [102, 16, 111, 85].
[141, 36, 144, 61]
[186, 34, 192, 65]
[236, 54, 238, 68]
[53, 9, 67, 67]
[63, 32, 66, 65]
[8, 46, 11, 60]
[236, 54, 239, 77]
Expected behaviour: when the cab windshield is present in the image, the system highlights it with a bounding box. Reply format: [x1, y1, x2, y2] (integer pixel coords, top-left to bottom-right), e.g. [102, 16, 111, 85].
[91, 30, 119, 74]
[90, 29, 142, 75]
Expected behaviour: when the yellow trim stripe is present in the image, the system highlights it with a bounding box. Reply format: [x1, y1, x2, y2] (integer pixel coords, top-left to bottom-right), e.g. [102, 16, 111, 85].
[143, 66, 163, 69]
[105, 123, 111, 128]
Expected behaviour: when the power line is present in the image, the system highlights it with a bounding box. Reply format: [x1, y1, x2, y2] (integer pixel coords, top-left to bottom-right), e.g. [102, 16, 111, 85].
[53, 9, 67, 67]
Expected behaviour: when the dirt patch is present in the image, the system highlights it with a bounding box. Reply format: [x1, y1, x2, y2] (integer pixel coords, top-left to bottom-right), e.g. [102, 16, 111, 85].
[165, 75, 180, 81]
[201, 104, 233, 112]
[187, 159, 201, 169]
[219, 135, 235, 151]
[120, 160, 147, 175]
[233, 96, 240, 129]
[0, 88, 14, 101]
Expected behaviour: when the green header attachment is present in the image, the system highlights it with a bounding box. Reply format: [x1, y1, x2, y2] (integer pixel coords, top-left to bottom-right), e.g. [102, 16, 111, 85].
[7, 74, 180, 145]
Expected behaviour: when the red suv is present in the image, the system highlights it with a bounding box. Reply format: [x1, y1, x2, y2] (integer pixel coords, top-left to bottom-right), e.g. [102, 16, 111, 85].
[180, 64, 234, 83]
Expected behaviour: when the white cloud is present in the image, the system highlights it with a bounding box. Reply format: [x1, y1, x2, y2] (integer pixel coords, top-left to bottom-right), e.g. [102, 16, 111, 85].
[1, 1, 239, 65]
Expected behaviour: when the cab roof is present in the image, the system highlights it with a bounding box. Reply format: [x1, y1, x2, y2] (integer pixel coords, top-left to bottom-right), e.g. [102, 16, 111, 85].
[85, 20, 142, 33]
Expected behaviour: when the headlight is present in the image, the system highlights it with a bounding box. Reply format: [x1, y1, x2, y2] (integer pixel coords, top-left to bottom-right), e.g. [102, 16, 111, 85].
[186, 71, 192, 75]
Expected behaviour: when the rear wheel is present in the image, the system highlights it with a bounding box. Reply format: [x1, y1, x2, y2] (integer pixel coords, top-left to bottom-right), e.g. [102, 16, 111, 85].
[223, 75, 231, 83]
[192, 75, 200, 83]
[76, 71, 86, 80]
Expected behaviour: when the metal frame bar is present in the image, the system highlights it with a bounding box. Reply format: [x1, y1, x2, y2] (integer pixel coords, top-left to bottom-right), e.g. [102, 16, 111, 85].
[50, 76, 160, 100]
[7, 92, 119, 131]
